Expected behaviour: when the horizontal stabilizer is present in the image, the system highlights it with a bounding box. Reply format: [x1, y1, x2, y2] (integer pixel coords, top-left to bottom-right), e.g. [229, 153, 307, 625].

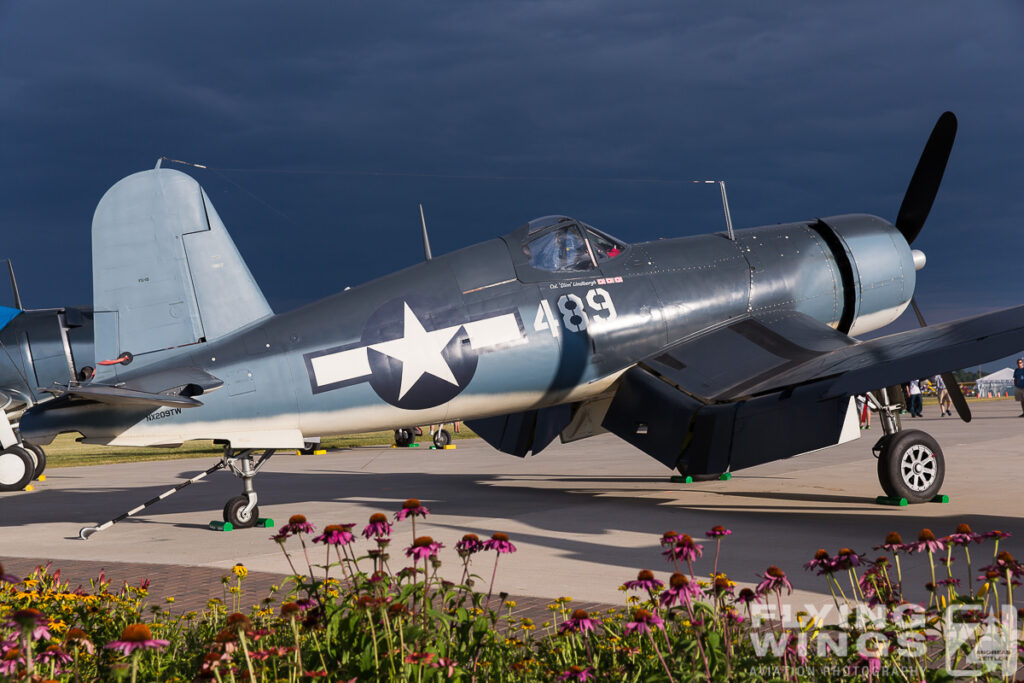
[40, 384, 202, 408]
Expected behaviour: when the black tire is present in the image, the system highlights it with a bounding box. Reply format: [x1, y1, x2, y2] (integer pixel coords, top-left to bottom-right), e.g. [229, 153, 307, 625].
[394, 428, 416, 447]
[877, 429, 944, 503]
[300, 441, 319, 455]
[23, 442, 46, 479]
[433, 429, 451, 448]
[223, 495, 259, 529]
[0, 446, 35, 492]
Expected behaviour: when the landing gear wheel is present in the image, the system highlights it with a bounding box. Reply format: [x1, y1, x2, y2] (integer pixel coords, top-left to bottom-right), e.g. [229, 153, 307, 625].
[300, 442, 319, 455]
[0, 446, 34, 492]
[223, 495, 259, 528]
[394, 427, 416, 447]
[23, 442, 46, 479]
[877, 429, 944, 503]
[432, 429, 451, 448]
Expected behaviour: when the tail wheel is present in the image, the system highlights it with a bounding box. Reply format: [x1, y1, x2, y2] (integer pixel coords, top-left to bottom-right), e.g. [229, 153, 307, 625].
[877, 429, 944, 503]
[23, 442, 46, 479]
[433, 429, 451, 448]
[0, 446, 34, 492]
[223, 496, 259, 528]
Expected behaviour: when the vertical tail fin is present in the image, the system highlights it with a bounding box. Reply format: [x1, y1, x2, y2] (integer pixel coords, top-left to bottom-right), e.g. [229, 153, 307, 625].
[92, 168, 271, 373]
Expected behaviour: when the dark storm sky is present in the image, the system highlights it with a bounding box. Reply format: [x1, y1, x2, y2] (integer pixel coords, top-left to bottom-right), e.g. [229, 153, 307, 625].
[2, 3, 1022, 356]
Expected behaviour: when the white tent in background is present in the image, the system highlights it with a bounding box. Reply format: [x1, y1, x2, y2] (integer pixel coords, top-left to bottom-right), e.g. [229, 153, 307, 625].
[976, 367, 1016, 397]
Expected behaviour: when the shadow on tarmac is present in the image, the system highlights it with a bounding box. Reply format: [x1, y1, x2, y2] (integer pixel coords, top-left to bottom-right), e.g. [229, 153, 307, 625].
[2, 457, 1021, 596]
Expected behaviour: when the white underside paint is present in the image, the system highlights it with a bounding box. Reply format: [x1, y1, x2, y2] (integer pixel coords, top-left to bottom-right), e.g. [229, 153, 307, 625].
[86, 368, 631, 449]
[836, 397, 862, 445]
[848, 300, 910, 337]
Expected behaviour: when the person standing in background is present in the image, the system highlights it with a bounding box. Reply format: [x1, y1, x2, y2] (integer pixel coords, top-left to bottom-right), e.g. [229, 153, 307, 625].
[934, 375, 952, 417]
[906, 379, 923, 418]
[1013, 359, 1024, 417]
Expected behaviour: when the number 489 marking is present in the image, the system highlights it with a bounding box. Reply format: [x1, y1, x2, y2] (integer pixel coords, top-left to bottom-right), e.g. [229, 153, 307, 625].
[533, 287, 617, 335]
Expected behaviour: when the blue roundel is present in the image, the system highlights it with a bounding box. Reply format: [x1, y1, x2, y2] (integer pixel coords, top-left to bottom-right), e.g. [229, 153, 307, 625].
[360, 298, 477, 410]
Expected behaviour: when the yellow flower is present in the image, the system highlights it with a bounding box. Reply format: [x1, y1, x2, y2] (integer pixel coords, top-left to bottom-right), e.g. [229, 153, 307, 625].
[232, 564, 248, 579]
[557, 596, 572, 603]
[165, 597, 175, 604]
[504, 600, 517, 608]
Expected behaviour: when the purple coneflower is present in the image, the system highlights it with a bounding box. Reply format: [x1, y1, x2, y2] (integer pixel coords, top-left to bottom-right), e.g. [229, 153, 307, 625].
[405, 536, 443, 561]
[275, 514, 315, 539]
[35, 644, 73, 667]
[313, 524, 355, 546]
[946, 523, 981, 546]
[483, 532, 517, 554]
[705, 525, 732, 538]
[663, 534, 703, 563]
[623, 569, 663, 591]
[0, 648, 24, 675]
[104, 623, 169, 655]
[875, 531, 906, 554]
[9, 608, 51, 641]
[909, 529, 945, 554]
[0, 563, 19, 584]
[804, 549, 832, 574]
[659, 531, 679, 548]
[395, 498, 430, 521]
[736, 587, 759, 606]
[455, 533, 483, 556]
[857, 651, 883, 675]
[558, 665, 595, 681]
[362, 512, 393, 538]
[64, 627, 95, 655]
[980, 551, 1024, 579]
[431, 657, 457, 677]
[559, 608, 600, 634]
[831, 548, 863, 571]
[756, 566, 793, 595]
[983, 530, 1012, 541]
[624, 608, 664, 636]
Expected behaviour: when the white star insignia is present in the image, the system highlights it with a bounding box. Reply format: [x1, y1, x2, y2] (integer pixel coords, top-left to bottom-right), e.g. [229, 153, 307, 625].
[368, 303, 460, 399]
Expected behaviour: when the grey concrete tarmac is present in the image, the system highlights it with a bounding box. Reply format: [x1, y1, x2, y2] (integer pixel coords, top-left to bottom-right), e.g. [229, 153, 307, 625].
[1, 400, 1021, 611]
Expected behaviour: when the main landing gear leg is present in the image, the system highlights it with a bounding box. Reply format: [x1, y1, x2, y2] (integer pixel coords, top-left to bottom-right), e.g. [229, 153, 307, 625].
[868, 388, 945, 503]
[222, 449, 275, 528]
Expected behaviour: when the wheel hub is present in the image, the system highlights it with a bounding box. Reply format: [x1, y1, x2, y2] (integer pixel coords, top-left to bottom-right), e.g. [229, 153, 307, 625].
[0, 452, 26, 485]
[900, 444, 936, 492]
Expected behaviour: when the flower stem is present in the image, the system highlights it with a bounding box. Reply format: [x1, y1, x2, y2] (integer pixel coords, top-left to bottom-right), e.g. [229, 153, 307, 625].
[646, 629, 677, 683]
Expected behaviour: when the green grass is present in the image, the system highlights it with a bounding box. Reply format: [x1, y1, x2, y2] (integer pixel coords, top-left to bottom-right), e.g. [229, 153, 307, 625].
[42, 428, 477, 469]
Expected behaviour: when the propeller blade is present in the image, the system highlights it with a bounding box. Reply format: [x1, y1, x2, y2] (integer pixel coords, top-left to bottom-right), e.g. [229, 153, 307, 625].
[942, 370, 972, 423]
[909, 297, 971, 422]
[895, 111, 957, 245]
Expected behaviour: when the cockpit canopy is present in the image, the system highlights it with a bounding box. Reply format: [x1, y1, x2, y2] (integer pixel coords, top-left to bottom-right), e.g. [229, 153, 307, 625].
[520, 216, 626, 273]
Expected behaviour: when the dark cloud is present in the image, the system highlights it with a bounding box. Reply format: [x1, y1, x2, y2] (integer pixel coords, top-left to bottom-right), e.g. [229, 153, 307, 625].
[1, 1, 1022, 345]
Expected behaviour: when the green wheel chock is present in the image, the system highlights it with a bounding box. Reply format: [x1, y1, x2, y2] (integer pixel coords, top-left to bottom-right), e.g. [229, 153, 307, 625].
[669, 475, 694, 484]
[874, 496, 909, 507]
[256, 518, 275, 527]
[719, 472, 732, 481]
[210, 521, 234, 531]
[930, 494, 950, 503]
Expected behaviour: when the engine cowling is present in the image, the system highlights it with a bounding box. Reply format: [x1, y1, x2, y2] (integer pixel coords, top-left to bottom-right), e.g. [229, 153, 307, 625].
[816, 214, 916, 337]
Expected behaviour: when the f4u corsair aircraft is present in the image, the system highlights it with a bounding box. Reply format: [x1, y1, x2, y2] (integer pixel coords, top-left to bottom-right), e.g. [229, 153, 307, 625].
[3, 112, 1020, 530]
